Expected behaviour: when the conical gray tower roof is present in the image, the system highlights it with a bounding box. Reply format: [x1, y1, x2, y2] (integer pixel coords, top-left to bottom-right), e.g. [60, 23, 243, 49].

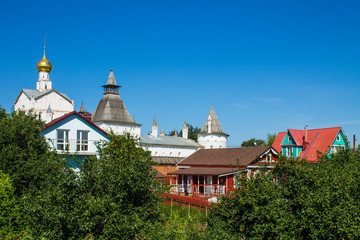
[79, 102, 85, 113]
[92, 69, 141, 126]
[200, 106, 229, 136]
[104, 68, 118, 86]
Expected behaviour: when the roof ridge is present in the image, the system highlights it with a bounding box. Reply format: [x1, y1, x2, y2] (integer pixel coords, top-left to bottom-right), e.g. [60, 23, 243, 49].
[44, 111, 109, 136]
[302, 131, 319, 158]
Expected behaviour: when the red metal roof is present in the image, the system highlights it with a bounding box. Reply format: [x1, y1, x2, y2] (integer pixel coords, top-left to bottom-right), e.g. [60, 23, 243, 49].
[298, 127, 342, 162]
[272, 132, 285, 153]
[274, 127, 342, 162]
[288, 129, 305, 145]
[43, 111, 109, 136]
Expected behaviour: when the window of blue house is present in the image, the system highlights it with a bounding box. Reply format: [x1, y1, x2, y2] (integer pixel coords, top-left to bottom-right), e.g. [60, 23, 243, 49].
[77, 130, 89, 151]
[57, 129, 69, 150]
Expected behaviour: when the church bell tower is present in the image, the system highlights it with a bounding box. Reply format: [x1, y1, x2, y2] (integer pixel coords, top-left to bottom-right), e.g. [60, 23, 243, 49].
[36, 39, 52, 91]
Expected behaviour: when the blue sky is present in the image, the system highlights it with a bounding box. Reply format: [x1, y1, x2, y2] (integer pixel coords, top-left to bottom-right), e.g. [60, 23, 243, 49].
[1, 1, 360, 146]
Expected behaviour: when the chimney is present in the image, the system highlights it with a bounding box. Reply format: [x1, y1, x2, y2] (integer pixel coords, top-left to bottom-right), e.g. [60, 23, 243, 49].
[304, 125, 308, 142]
[354, 134, 356, 151]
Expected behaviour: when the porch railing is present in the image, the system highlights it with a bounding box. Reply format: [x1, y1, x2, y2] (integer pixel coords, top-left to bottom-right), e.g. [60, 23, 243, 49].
[173, 184, 227, 195]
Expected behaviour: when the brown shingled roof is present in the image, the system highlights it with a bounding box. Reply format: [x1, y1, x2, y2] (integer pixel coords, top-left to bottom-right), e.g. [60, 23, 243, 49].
[178, 146, 271, 167]
[169, 167, 239, 176]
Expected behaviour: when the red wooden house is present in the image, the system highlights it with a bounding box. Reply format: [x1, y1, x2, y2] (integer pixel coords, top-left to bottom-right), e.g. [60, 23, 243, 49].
[168, 146, 278, 195]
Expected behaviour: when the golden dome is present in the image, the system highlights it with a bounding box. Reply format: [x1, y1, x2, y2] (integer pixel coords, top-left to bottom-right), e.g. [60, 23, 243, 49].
[36, 47, 52, 72]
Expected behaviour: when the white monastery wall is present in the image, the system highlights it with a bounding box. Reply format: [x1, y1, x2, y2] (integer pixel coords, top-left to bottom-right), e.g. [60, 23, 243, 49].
[141, 145, 199, 158]
[96, 122, 141, 138]
[198, 134, 227, 149]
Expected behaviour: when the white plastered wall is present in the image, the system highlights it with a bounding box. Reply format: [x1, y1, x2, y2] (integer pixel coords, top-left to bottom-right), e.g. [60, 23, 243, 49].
[141, 145, 199, 158]
[96, 122, 141, 138]
[15, 91, 74, 123]
[42, 117, 108, 154]
[198, 134, 227, 149]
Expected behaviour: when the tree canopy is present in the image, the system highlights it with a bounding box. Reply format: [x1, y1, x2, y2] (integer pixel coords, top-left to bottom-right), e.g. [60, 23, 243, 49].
[241, 138, 266, 147]
[0, 109, 163, 239]
[241, 133, 277, 147]
[207, 150, 360, 239]
[168, 123, 201, 142]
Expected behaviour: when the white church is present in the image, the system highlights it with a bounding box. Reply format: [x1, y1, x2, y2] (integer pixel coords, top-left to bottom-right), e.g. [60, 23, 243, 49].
[14, 46, 74, 123]
[13, 45, 229, 165]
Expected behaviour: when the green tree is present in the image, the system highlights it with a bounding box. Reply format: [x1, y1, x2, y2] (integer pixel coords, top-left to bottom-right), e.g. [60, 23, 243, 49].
[0, 110, 61, 196]
[266, 133, 277, 146]
[169, 123, 201, 142]
[0, 171, 20, 236]
[207, 150, 360, 239]
[70, 133, 162, 239]
[241, 138, 266, 147]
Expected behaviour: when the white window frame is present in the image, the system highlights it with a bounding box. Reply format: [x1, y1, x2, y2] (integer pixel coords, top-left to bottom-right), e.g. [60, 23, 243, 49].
[266, 153, 272, 163]
[57, 129, 69, 150]
[331, 145, 345, 154]
[77, 130, 89, 151]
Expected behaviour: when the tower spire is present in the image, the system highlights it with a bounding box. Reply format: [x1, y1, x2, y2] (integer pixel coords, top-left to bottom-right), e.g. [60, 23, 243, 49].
[44, 37, 46, 57]
[36, 38, 52, 91]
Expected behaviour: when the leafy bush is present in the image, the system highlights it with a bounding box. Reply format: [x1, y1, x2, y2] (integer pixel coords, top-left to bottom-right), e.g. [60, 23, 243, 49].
[207, 151, 360, 239]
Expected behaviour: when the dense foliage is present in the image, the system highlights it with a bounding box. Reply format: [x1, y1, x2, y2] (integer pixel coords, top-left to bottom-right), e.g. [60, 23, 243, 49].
[168, 123, 201, 142]
[3, 108, 360, 239]
[207, 150, 360, 239]
[241, 138, 266, 147]
[241, 133, 277, 147]
[0, 109, 163, 239]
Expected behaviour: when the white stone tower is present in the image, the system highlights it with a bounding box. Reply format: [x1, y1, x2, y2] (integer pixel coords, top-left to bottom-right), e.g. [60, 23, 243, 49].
[92, 68, 142, 137]
[197, 106, 229, 149]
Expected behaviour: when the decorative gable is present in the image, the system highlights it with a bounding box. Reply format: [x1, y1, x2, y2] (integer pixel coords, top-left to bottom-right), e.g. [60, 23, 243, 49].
[328, 129, 349, 154]
[281, 132, 296, 146]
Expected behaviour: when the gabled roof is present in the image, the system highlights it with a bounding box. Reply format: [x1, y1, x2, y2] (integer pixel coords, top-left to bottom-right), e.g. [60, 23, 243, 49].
[287, 129, 305, 145]
[178, 146, 272, 167]
[272, 132, 285, 152]
[298, 127, 342, 162]
[140, 135, 202, 148]
[273, 127, 345, 162]
[200, 106, 229, 136]
[43, 111, 109, 137]
[15, 89, 72, 104]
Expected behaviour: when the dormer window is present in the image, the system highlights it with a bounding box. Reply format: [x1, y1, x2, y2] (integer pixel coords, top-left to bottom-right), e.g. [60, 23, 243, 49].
[288, 136, 291, 142]
[336, 135, 340, 141]
[266, 154, 272, 163]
